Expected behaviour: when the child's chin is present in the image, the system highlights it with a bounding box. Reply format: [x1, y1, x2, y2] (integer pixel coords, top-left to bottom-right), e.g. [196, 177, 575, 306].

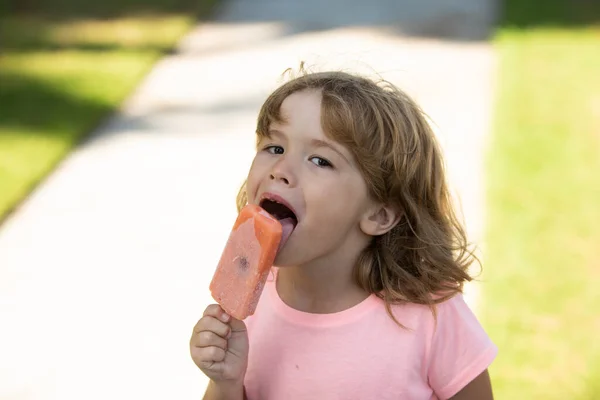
[273, 246, 300, 267]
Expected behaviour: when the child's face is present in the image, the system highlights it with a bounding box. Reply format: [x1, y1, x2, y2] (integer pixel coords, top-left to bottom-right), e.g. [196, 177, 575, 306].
[246, 89, 375, 267]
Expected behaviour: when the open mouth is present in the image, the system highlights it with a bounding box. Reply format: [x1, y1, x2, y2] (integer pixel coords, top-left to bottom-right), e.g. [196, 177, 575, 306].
[260, 199, 298, 224]
[259, 198, 298, 251]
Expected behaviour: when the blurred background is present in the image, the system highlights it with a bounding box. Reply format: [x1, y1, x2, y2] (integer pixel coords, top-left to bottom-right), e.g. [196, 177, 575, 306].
[0, 0, 599, 399]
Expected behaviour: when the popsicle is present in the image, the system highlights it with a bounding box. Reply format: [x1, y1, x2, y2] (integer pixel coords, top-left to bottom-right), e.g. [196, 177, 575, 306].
[209, 203, 288, 320]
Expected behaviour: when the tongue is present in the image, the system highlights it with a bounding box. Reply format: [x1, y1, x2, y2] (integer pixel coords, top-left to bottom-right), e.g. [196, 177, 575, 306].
[277, 217, 296, 252]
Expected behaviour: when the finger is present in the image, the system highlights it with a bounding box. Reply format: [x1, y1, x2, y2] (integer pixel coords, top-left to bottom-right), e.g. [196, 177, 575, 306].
[203, 304, 231, 323]
[191, 330, 228, 350]
[197, 359, 224, 374]
[194, 346, 226, 365]
[193, 316, 230, 338]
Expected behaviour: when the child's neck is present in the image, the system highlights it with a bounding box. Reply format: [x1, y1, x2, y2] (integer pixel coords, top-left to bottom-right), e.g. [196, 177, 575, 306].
[275, 254, 370, 314]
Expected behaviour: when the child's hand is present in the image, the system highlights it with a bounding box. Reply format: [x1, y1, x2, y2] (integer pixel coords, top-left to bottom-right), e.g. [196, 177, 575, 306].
[190, 304, 249, 384]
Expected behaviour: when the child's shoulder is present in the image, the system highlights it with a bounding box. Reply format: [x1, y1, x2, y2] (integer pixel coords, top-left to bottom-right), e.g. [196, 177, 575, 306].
[386, 292, 496, 361]
[385, 292, 476, 330]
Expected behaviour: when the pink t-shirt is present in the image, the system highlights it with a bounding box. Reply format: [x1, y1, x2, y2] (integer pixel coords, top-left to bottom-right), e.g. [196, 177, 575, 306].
[243, 271, 497, 400]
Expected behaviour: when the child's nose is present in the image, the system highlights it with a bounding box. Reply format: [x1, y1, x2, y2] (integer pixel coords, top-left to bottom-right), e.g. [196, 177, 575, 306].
[269, 172, 290, 185]
[269, 156, 297, 186]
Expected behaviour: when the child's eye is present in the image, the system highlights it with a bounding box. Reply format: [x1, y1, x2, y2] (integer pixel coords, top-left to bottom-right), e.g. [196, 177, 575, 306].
[310, 156, 333, 168]
[265, 145, 284, 155]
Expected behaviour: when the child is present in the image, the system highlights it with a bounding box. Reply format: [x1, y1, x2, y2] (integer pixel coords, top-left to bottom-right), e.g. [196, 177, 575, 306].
[190, 68, 497, 400]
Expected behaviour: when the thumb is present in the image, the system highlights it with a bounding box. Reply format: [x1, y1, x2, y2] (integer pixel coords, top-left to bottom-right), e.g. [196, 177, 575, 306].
[229, 316, 247, 334]
[226, 317, 249, 359]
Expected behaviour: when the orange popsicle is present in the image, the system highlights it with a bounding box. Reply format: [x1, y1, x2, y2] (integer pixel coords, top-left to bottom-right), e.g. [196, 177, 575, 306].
[210, 204, 283, 320]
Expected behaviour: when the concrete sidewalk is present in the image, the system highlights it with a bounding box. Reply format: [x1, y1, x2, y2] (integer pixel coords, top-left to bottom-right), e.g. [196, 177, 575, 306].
[0, 1, 496, 398]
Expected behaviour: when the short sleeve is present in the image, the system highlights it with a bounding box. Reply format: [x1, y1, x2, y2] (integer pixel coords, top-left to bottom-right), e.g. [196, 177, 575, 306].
[427, 294, 497, 399]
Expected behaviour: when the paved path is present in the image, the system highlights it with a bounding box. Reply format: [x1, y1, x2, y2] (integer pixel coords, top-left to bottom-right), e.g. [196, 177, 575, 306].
[0, 1, 496, 398]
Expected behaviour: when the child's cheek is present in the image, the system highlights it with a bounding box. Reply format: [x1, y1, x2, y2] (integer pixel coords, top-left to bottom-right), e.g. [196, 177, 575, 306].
[245, 164, 262, 204]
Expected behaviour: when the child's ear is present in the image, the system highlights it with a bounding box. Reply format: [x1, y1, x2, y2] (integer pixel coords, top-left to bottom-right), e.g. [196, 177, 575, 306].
[359, 204, 402, 236]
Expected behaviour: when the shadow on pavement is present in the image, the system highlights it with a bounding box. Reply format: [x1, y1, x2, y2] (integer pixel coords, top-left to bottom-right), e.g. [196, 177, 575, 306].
[209, 0, 499, 42]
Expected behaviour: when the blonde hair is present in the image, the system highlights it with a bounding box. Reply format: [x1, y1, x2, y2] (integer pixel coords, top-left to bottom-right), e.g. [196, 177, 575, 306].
[237, 67, 478, 323]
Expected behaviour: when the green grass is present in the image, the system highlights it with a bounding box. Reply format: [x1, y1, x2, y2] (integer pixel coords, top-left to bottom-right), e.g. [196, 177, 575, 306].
[484, 7, 600, 399]
[0, 0, 219, 222]
[500, 0, 600, 28]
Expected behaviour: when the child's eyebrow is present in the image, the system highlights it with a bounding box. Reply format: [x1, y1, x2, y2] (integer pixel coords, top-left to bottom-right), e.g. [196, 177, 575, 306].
[267, 129, 284, 139]
[310, 139, 350, 165]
